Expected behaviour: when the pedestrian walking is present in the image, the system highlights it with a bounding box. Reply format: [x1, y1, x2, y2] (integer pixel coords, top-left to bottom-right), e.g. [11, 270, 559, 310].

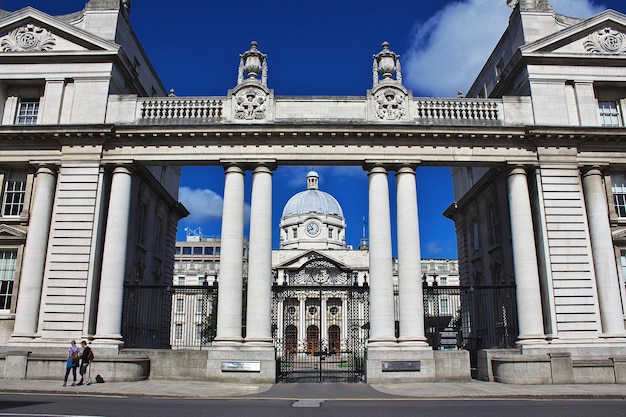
[77, 340, 93, 385]
[63, 340, 80, 386]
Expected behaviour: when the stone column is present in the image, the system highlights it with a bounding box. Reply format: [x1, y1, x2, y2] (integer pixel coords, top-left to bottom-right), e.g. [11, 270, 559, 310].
[214, 165, 245, 344]
[11, 166, 56, 339]
[396, 166, 428, 346]
[367, 165, 396, 344]
[582, 168, 626, 336]
[245, 165, 273, 344]
[94, 166, 132, 343]
[507, 167, 546, 344]
[341, 296, 348, 343]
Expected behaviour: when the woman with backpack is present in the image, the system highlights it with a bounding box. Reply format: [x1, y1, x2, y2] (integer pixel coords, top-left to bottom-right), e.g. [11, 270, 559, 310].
[63, 340, 80, 387]
[77, 340, 94, 386]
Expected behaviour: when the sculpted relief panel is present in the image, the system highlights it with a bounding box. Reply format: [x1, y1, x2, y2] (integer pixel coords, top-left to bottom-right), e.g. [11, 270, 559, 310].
[584, 27, 626, 55]
[373, 87, 407, 121]
[0, 24, 56, 52]
[234, 87, 267, 120]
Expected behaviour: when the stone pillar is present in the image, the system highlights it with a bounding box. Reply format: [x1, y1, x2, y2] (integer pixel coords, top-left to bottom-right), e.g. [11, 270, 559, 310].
[507, 167, 546, 344]
[245, 165, 273, 345]
[582, 168, 626, 336]
[214, 165, 245, 344]
[94, 166, 132, 344]
[11, 166, 56, 339]
[367, 165, 396, 344]
[396, 166, 428, 346]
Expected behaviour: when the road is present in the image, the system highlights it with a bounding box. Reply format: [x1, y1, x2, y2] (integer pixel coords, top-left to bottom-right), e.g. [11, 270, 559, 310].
[0, 394, 625, 417]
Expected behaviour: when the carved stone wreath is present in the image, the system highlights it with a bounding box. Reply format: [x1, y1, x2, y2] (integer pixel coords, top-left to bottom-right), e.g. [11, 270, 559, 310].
[234, 88, 267, 120]
[373, 87, 407, 120]
[0, 24, 56, 52]
[584, 27, 626, 55]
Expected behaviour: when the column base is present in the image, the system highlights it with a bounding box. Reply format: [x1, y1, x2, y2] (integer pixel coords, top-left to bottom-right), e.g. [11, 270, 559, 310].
[207, 344, 276, 383]
[243, 338, 274, 347]
[397, 337, 430, 347]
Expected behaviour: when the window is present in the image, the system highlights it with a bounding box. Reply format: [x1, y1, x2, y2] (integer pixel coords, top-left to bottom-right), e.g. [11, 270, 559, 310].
[328, 228, 333, 239]
[471, 219, 480, 252]
[175, 323, 183, 340]
[292, 228, 297, 238]
[196, 324, 203, 341]
[612, 174, 626, 218]
[215, 247, 220, 255]
[440, 298, 449, 314]
[0, 250, 17, 310]
[193, 247, 202, 255]
[176, 298, 184, 314]
[488, 203, 500, 245]
[196, 298, 204, 315]
[182, 247, 191, 255]
[136, 202, 146, 244]
[439, 277, 448, 286]
[2, 170, 27, 217]
[599, 100, 622, 126]
[175, 247, 181, 255]
[177, 277, 185, 286]
[153, 216, 162, 253]
[495, 58, 504, 81]
[204, 247, 213, 255]
[15, 99, 39, 125]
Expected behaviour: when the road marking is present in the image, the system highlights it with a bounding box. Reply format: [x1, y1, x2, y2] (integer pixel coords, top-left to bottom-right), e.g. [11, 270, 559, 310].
[0, 413, 107, 417]
[292, 399, 323, 408]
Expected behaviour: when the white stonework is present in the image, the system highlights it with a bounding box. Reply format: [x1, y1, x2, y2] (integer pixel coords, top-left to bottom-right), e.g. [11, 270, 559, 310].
[0, 0, 625, 385]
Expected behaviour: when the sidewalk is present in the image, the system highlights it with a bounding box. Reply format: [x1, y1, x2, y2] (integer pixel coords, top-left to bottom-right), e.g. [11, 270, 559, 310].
[1, 379, 625, 400]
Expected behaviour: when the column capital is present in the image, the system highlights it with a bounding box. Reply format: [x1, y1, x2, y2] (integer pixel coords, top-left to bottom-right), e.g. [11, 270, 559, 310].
[581, 166, 606, 178]
[365, 164, 388, 175]
[508, 165, 528, 177]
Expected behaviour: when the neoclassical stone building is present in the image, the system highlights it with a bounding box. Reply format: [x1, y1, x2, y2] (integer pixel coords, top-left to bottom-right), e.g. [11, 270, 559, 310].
[0, 0, 625, 384]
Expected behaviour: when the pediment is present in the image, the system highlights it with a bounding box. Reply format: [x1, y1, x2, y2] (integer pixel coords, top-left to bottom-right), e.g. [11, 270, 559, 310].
[521, 10, 626, 56]
[275, 250, 350, 271]
[0, 7, 119, 54]
[0, 224, 26, 241]
[612, 227, 626, 242]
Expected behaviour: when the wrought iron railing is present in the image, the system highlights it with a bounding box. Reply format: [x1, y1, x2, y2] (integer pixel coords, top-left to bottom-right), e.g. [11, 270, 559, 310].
[122, 284, 218, 349]
[423, 284, 517, 377]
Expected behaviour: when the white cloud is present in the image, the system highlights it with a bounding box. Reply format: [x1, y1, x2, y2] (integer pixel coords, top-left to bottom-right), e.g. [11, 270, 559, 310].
[179, 187, 223, 223]
[403, 0, 607, 97]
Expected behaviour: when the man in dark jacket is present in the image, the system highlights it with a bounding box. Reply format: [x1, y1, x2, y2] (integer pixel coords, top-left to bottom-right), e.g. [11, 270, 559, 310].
[77, 340, 93, 385]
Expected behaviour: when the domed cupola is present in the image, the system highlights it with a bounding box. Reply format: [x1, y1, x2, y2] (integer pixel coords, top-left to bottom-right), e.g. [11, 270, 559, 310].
[282, 171, 344, 218]
[280, 171, 346, 250]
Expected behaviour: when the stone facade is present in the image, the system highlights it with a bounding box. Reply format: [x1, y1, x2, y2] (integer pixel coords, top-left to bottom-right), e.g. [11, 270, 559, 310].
[0, 0, 624, 384]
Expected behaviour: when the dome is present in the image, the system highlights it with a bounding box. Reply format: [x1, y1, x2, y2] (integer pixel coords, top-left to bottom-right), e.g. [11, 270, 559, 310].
[281, 171, 344, 218]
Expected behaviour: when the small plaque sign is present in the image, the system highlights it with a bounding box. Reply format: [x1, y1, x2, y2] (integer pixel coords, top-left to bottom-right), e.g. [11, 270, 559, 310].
[221, 361, 261, 372]
[381, 361, 421, 372]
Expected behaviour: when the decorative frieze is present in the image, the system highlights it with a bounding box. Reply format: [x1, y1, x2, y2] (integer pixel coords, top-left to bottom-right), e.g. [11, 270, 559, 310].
[0, 24, 55, 52]
[584, 27, 626, 55]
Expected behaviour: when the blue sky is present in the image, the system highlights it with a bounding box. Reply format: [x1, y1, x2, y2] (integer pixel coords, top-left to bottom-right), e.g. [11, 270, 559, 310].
[3, 0, 625, 258]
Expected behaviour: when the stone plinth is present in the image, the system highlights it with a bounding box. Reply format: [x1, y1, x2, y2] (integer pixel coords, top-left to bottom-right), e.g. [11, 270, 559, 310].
[365, 345, 436, 384]
[206, 345, 275, 383]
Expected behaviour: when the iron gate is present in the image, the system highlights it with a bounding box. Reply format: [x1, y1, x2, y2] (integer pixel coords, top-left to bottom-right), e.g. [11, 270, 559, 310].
[272, 262, 369, 383]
